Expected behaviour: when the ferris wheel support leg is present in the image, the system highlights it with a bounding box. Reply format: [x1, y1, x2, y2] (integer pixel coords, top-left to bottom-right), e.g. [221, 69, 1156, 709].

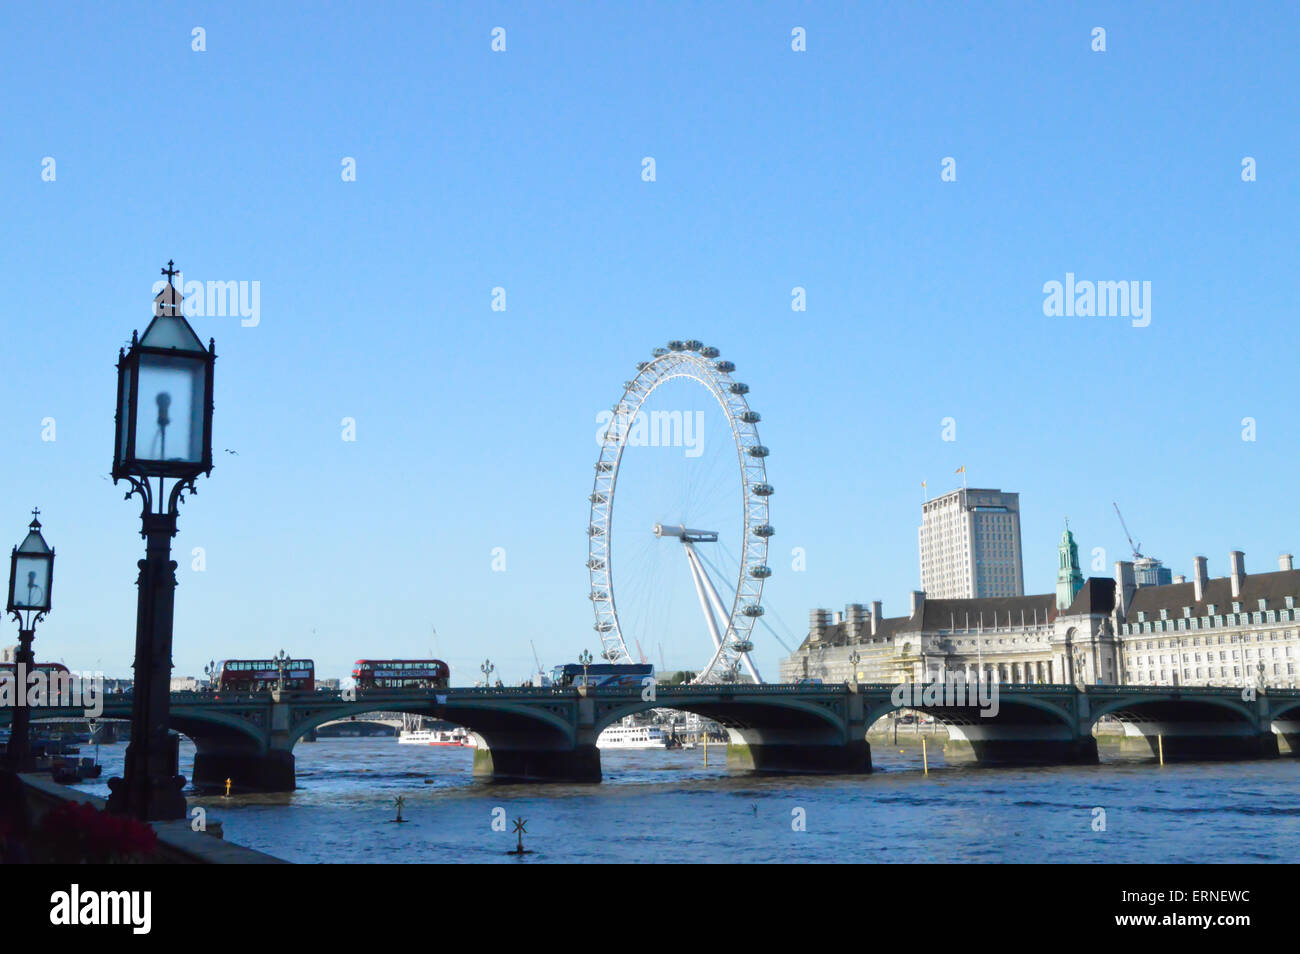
[682, 542, 725, 652]
[687, 542, 764, 684]
[687, 543, 734, 633]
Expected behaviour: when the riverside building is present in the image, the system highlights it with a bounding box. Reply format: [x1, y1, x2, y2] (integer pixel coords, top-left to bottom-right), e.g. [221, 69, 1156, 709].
[783, 532, 1300, 691]
[918, 488, 1024, 599]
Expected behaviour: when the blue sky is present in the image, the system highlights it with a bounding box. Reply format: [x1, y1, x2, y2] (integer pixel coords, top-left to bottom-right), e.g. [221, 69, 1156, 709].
[2, 2, 1298, 682]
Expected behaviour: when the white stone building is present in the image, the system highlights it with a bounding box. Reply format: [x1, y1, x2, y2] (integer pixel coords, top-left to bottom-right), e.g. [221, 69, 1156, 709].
[918, 488, 1024, 599]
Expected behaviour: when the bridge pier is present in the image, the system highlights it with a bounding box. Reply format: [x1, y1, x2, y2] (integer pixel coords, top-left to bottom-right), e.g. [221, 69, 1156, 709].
[1124, 724, 1279, 761]
[192, 749, 296, 794]
[1273, 720, 1300, 756]
[943, 726, 1099, 766]
[471, 743, 601, 783]
[724, 728, 872, 774]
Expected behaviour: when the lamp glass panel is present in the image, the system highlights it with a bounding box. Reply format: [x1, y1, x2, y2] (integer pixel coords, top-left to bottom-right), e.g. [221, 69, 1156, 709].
[11, 554, 51, 611]
[133, 354, 207, 465]
[115, 367, 131, 467]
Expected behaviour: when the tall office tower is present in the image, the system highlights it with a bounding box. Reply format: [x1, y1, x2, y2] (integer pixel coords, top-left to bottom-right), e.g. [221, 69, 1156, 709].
[918, 488, 1025, 599]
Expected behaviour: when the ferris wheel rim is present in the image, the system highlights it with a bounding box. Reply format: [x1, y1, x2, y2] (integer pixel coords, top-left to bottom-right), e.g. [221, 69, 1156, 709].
[586, 341, 771, 684]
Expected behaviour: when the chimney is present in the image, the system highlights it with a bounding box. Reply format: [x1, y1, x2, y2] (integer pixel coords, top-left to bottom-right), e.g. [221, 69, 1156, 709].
[871, 600, 883, 636]
[1281, 554, 1294, 572]
[1173, 575, 1186, 584]
[1115, 561, 1137, 620]
[1229, 551, 1245, 599]
[910, 590, 925, 618]
[844, 603, 867, 641]
[809, 608, 831, 641]
[1192, 556, 1208, 603]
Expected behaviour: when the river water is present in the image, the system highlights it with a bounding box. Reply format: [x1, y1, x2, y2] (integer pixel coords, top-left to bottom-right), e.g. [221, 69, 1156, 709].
[69, 737, 1300, 863]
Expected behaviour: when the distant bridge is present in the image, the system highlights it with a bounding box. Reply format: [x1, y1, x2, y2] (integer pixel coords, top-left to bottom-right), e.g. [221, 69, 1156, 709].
[7, 682, 1300, 792]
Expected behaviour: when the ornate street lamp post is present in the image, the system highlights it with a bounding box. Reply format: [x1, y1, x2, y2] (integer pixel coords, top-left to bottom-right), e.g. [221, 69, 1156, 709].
[203, 659, 218, 691]
[106, 262, 216, 821]
[274, 649, 290, 692]
[5, 510, 54, 772]
[847, 650, 861, 689]
[579, 648, 592, 688]
[481, 658, 494, 687]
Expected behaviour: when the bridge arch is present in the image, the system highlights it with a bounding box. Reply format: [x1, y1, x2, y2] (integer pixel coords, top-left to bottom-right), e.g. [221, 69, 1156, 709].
[1086, 691, 1274, 761]
[1087, 692, 1259, 728]
[862, 691, 1077, 734]
[593, 692, 848, 740]
[287, 698, 577, 748]
[169, 707, 269, 751]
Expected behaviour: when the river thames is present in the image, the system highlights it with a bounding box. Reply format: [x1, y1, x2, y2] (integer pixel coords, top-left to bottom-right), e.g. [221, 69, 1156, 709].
[65, 736, 1300, 864]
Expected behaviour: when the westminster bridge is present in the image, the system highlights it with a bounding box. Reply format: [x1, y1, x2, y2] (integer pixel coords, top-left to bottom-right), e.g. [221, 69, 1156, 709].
[8, 682, 1300, 792]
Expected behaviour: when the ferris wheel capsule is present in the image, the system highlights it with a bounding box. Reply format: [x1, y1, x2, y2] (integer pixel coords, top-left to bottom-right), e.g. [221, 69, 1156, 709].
[740, 411, 761, 423]
[715, 360, 735, 373]
[701, 346, 720, 358]
[668, 340, 685, 351]
[730, 640, 754, 654]
[749, 565, 772, 579]
[683, 339, 703, 351]
[752, 524, 775, 537]
[741, 604, 765, 617]
[751, 483, 774, 496]
[748, 445, 769, 458]
[652, 347, 668, 357]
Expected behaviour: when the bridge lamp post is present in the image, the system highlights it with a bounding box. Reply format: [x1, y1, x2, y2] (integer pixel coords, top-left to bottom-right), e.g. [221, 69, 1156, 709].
[274, 649, 290, 691]
[481, 658, 494, 688]
[579, 649, 593, 688]
[106, 261, 216, 822]
[5, 510, 54, 772]
[847, 651, 861, 691]
[203, 658, 218, 691]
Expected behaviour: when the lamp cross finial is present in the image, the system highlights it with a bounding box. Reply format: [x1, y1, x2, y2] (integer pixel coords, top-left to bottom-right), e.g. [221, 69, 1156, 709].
[161, 260, 179, 284]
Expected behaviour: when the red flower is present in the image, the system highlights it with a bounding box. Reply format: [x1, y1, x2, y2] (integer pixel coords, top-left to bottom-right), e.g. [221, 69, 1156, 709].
[36, 801, 158, 863]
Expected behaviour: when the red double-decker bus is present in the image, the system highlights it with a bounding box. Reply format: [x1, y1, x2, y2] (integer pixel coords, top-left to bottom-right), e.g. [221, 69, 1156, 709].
[215, 659, 315, 692]
[352, 659, 449, 690]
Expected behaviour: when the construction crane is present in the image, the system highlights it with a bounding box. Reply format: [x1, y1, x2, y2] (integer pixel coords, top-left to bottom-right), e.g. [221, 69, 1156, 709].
[1112, 502, 1146, 560]
[529, 640, 548, 686]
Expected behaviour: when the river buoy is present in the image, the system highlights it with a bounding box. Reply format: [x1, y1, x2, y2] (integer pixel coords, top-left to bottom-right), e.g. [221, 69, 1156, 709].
[507, 816, 533, 855]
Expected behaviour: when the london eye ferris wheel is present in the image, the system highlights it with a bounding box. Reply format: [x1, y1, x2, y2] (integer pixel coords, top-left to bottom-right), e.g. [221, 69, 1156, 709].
[587, 340, 774, 684]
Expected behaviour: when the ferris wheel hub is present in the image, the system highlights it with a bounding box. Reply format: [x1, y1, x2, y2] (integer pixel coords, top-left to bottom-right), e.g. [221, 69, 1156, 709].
[653, 523, 719, 543]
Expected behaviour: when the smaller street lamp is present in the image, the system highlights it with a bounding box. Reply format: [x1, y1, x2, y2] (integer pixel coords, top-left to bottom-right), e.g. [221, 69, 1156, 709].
[5, 510, 54, 771]
[481, 658, 495, 688]
[203, 659, 218, 691]
[274, 649, 290, 692]
[847, 650, 861, 689]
